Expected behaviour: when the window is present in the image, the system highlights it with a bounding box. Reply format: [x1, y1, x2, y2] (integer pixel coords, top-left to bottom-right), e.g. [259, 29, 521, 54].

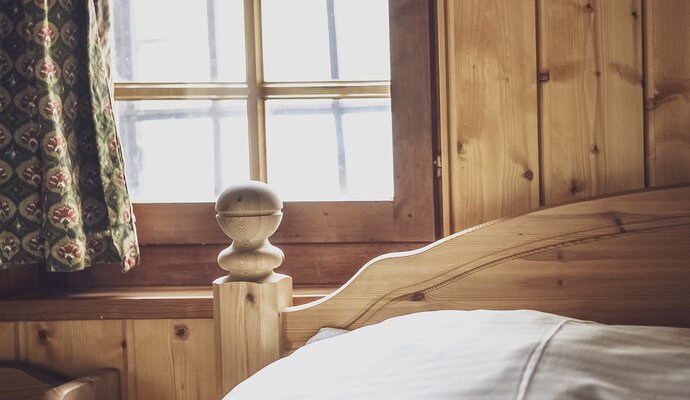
[102, 0, 436, 286]
[113, 0, 392, 202]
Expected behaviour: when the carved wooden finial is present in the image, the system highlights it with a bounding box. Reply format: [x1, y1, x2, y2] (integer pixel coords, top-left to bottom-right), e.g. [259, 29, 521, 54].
[215, 181, 284, 281]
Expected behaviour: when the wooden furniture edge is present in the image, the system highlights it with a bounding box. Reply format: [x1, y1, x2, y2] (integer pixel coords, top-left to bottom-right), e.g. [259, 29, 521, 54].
[281, 184, 690, 352]
[0, 286, 332, 321]
[0, 363, 119, 400]
[45, 369, 120, 400]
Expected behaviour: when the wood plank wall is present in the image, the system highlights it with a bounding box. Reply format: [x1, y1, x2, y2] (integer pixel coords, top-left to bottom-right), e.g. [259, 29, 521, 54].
[440, 0, 690, 232]
[646, 0, 690, 187]
[0, 320, 217, 400]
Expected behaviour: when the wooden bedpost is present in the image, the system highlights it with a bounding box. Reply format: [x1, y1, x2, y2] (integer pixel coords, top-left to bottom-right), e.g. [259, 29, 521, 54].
[213, 181, 293, 396]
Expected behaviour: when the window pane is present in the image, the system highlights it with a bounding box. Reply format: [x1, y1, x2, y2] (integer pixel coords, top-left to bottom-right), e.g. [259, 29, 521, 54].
[112, 0, 245, 82]
[116, 100, 249, 203]
[266, 99, 393, 201]
[262, 0, 390, 82]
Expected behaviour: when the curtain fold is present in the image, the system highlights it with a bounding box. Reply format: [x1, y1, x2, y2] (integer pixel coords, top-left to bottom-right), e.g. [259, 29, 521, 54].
[0, 0, 139, 272]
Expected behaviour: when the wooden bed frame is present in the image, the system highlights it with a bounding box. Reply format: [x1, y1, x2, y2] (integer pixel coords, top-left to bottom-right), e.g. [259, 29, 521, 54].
[212, 183, 690, 396]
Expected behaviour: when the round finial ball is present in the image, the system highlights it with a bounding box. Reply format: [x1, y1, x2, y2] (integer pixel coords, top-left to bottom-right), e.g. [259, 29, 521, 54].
[216, 181, 283, 244]
[216, 181, 282, 217]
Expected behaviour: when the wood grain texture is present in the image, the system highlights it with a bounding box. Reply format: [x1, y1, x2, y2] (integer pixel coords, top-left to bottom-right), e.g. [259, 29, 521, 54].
[0, 323, 16, 361]
[445, 0, 539, 231]
[0, 287, 330, 321]
[126, 319, 215, 400]
[0, 365, 119, 400]
[540, 0, 644, 205]
[0, 366, 57, 400]
[46, 369, 120, 400]
[16, 321, 125, 395]
[282, 185, 690, 353]
[0, 287, 214, 321]
[645, 0, 690, 186]
[436, 0, 452, 237]
[40, 242, 427, 288]
[214, 273, 292, 395]
[388, 0, 436, 241]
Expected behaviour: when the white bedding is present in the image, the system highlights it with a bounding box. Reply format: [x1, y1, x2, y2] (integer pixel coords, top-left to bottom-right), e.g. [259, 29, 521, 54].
[224, 310, 690, 400]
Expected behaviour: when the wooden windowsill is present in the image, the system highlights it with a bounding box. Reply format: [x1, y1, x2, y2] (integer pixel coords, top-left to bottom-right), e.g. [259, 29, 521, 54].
[0, 286, 335, 321]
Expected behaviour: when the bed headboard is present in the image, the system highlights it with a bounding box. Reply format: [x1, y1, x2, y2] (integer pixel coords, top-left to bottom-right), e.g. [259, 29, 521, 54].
[213, 183, 690, 394]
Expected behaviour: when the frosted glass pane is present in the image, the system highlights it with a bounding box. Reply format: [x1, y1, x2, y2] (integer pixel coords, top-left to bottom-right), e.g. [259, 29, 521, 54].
[112, 0, 245, 82]
[262, 0, 390, 82]
[342, 105, 393, 199]
[116, 100, 249, 203]
[332, 0, 390, 80]
[266, 99, 392, 201]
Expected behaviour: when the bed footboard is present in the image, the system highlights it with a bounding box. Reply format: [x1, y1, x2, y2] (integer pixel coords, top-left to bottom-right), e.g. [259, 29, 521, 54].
[213, 183, 690, 394]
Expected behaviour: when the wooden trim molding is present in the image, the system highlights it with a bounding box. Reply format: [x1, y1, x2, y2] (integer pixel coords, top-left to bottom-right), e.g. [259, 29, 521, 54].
[0, 287, 331, 321]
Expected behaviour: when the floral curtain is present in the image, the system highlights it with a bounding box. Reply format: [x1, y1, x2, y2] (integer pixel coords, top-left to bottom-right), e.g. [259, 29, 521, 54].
[0, 0, 139, 272]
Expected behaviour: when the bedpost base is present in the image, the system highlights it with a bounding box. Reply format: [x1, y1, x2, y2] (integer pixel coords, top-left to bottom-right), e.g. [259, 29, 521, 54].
[213, 272, 293, 396]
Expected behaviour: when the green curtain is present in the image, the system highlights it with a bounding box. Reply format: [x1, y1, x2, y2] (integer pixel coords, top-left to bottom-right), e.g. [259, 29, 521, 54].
[0, 0, 139, 272]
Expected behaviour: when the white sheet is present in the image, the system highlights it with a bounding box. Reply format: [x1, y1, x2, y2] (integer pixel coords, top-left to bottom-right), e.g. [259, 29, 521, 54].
[224, 310, 690, 400]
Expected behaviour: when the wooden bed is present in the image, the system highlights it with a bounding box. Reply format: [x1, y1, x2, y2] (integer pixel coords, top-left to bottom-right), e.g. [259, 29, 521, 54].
[212, 183, 690, 396]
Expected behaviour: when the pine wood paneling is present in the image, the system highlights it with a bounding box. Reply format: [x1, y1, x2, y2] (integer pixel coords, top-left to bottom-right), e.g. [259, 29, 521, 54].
[646, 0, 690, 186]
[126, 319, 216, 400]
[445, 0, 539, 231]
[16, 321, 125, 395]
[539, 0, 644, 205]
[0, 323, 16, 362]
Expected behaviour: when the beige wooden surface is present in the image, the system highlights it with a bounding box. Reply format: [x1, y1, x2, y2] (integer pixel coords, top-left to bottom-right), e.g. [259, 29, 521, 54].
[126, 319, 215, 400]
[645, 0, 690, 187]
[444, 0, 539, 231]
[16, 321, 124, 378]
[0, 319, 217, 400]
[46, 369, 120, 400]
[214, 274, 292, 396]
[0, 323, 15, 362]
[539, 0, 644, 205]
[0, 366, 57, 400]
[436, 0, 452, 236]
[282, 185, 690, 353]
[0, 366, 119, 400]
[16, 321, 125, 396]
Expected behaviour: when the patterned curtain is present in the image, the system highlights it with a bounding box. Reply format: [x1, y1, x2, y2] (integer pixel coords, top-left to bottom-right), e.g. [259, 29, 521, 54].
[0, 0, 139, 272]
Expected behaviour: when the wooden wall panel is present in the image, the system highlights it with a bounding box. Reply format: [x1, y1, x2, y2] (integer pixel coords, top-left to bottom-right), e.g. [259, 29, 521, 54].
[126, 319, 216, 400]
[0, 322, 16, 362]
[646, 0, 690, 186]
[6, 319, 217, 400]
[16, 320, 125, 394]
[539, 0, 644, 205]
[445, 0, 539, 231]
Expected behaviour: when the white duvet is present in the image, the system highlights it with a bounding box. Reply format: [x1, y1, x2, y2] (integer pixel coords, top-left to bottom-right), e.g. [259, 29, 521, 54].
[225, 310, 690, 399]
